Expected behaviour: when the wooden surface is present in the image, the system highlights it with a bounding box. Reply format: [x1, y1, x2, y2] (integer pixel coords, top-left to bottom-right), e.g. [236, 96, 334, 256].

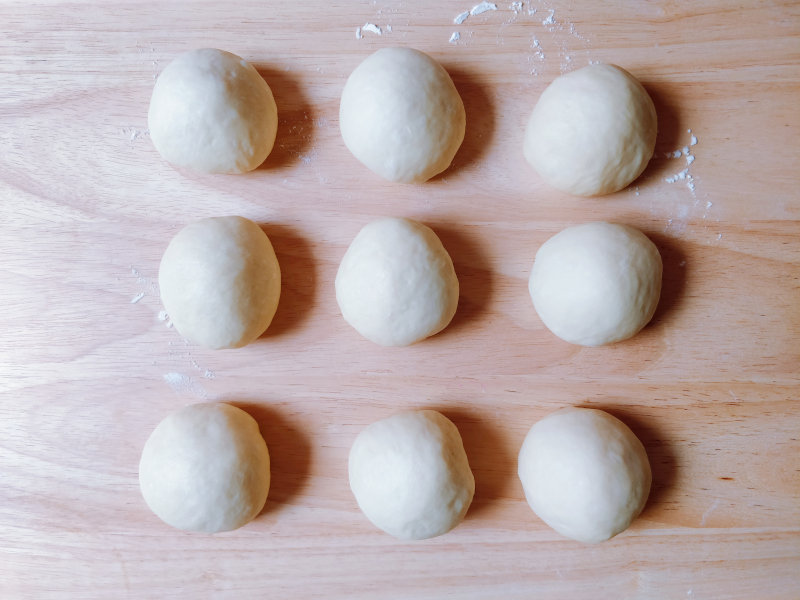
[1, 1, 799, 598]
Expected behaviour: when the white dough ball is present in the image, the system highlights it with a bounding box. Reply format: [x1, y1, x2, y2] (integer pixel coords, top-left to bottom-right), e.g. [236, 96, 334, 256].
[148, 48, 278, 174]
[529, 222, 662, 346]
[518, 407, 651, 543]
[523, 63, 657, 196]
[159, 216, 281, 350]
[348, 410, 475, 540]
[139, 402, 270, 533]
[335, 217, 459, 346]
[339, 47, 466, 183]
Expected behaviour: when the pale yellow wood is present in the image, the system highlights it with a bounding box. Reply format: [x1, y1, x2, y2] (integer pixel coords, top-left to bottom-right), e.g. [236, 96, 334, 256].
[1, 1, 799, 598]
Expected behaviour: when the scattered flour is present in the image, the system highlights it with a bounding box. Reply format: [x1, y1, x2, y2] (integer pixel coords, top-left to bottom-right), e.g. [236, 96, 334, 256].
[664, 129, 699, 194]
[471, 2, 498, 16]
[654, 128, 718, 238]
[445, 1, 588, 63]
[129, 265, 158, 308]
[455, 1, 497, 26]
[699, 498, 721, 526]
[120, 127, 149, 143]
[163, 372, 207, 398]
[356, 22, 390, 39]
[449, 31, 461, 43]
[362, 23, 382, 35]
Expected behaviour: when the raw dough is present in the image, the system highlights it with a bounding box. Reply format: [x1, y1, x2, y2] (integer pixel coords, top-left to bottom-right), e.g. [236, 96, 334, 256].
[159, 216, 281, 349]
[339, 47, 466, 183]
[528, 222, 662, 346]
[335, 217, 459, 346]
[523, 63, 657, 196]
[139, 402, 270, 533]
[148, 48, 278, 174]
[517, 407, 651, 543]
[348, 410, 474, 540]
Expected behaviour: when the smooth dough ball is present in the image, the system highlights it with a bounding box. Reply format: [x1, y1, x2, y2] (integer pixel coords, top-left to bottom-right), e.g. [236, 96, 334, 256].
[148, 48, 278, 174]
[349, 410, 475, 540]
[139, 402, 270, 533]
[529, 222, 662, 346]
[339, 47, 466, 183]
[523, 63, 657, 196]
[335, 217, 459, 346]
[159, 216, 281, 349]
[518, 407, 651, 543]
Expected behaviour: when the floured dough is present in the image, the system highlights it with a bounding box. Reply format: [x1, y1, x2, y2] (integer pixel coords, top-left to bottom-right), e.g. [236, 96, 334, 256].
[335, 217, 459, 346]
[159, 216, 281, 349]
[517, 407, 651, 543]
[523, 63, 657, 196]
[148, 48, 278, 174]
[339, 47, 466, 183]
[529, 222, 662, 346]
[348, 410, 475, 540]
[139, 402, 270, 533]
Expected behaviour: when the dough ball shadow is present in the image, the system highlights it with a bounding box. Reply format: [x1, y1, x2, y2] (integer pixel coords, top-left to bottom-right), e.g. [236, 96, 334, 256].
[577, 403, 678, 522]
[252, 65, 314, 170]
[257, 223, 317, 339]
[228, 400, 313, 516]
[427, 222, 494, 338]
[431, 406, 516, 520]
[641, 230, 687, 334]
[432, 65, 496, 181]
[634, 82, 686, 188]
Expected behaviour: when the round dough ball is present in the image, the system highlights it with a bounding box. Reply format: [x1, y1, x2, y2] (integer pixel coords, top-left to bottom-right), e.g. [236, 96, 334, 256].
[159, 216, 281, 349]
[148, 48, 278, 174]
[349, 410, 475, 540]
[339, 47, 466, 183]
[335, 217, 459, 346]
[517, 407, 651, 543]
[139, 402, 270, 533]
[529, 222, 662, 346]
[523, 63, 657, 196]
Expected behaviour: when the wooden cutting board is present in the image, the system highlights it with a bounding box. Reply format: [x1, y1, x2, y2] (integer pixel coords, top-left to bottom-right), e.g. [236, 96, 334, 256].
[1, 1, 798, 598]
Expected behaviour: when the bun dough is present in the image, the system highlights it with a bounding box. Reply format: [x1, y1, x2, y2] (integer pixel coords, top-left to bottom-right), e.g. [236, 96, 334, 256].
[148, 48, 278, 174]
[523, 63, 657, 196]
[348, 410, 474, 540]
[339, 47, 466, 183]
[517, 407, 651, 543]
[335, 217, 459, 346]
[139, 403, 270, 533]
[529, 222, 662, 346]
[159, 216, 281, 349]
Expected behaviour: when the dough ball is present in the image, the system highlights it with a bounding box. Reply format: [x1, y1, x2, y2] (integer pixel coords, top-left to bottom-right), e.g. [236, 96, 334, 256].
[335, 217, 459, 346]
[529, 222, 662, 346]
[523, 63, 657, 196]
[339, 47, 466, 183]
[349, 410, 475, 540]
[148, 48, 278, 174]
[159, 216, 281, 349]
[139, 402, 270, 533]
[517, 407, 651, 543]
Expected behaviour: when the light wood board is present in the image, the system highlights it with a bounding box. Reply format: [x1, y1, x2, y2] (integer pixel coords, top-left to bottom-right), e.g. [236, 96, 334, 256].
[1, 1, 799, 598]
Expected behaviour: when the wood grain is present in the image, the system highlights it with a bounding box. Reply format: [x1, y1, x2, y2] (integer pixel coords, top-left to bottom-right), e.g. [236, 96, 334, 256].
[1, 1, 799, 598]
